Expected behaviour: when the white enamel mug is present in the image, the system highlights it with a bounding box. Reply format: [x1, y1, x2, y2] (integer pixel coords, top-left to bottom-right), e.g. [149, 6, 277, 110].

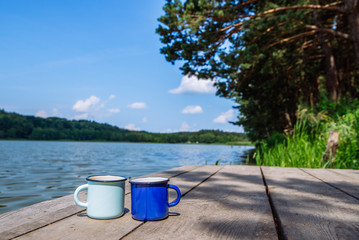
[74, 175, 127, 219]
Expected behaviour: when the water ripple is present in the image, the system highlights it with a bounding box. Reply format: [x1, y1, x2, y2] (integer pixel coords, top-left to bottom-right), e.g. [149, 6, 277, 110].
[0, 140, 254, 214]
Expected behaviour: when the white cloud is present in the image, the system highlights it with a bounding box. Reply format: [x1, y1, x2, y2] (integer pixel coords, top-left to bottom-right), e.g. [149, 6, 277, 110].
[72, 96, 100, 112]
[52, 108, 60, 117]
[108, 108, 120, 113]
[71, 95, 122, 120]
[213, 109, 235, 123]
[164, 122, 199, 133]
[182, 105, 203, 114]
[128, 102, 147, 109]
[36, 110, 47, 118]
[74, 113, 88, 120]
[179, 122, 190, 132]
[169, 75, 216, 94]
[125, 123, 140, 131]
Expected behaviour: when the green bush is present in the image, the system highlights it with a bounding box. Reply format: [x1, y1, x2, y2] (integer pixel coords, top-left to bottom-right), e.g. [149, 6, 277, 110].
[254, 101, 359, 169]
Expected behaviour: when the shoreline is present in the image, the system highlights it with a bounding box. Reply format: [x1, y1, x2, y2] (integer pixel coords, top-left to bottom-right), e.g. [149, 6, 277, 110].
[0, 138, 254, 146]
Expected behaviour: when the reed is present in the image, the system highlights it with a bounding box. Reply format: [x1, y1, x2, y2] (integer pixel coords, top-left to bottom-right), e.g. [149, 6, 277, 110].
[254, 102, 359, 169]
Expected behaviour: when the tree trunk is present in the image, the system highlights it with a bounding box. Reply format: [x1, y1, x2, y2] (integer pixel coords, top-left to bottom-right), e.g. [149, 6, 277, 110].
[345, 0, 359, 74]
[323, 43, 339, 101]
[313, 11, 339, 102]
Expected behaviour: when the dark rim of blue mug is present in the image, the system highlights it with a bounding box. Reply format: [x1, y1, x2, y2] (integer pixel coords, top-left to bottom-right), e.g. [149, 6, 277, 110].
[86, 175, 127, 182]
[129, 177, 169, 185]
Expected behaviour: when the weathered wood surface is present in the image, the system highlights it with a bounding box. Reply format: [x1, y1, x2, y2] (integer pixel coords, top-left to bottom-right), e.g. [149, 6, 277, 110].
[329, 168, 359, 182]
[262, 167, 359, 240]
[0, 165, 198, 240]
[12, 165, 220, 240]
[124, 165, 276, 240]
[0, 165, 358, 240]
[301, 168, 359, 199]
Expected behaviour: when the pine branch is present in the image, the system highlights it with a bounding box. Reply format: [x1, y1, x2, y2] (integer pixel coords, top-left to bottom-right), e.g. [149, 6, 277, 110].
[219, 4, 345, 33]
[266, 30, 317, 48]
[305, 25, 350, 39]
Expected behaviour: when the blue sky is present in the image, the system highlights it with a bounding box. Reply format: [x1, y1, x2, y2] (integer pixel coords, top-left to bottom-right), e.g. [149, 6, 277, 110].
[0, 0, 243, 133]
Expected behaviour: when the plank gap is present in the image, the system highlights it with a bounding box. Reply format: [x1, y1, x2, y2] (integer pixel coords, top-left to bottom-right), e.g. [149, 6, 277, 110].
[120, 166, 223, 240]
[8, 209, 85, 240]
[2, 166, 199, 240]
[119, 222, 146, 240]
[260, 166, 286, 240]
[181, 166, 224, 198]
[299, 168, 359, 201]
[169, 165, 203, 180]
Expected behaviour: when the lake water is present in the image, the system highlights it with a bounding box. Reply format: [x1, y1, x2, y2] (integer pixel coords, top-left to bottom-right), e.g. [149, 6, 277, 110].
[0, 140, 254, 214]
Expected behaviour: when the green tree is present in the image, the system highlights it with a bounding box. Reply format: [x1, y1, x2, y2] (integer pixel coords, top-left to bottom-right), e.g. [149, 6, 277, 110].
[199, 133, 216, 143]
[0, 109, 249, 144]
[29, 128, 44, 140]
[157, 0, 359, 141]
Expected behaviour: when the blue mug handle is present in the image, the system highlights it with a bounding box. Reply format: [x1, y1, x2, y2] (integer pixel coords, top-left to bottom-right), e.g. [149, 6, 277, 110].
[168, 184, 181, 207]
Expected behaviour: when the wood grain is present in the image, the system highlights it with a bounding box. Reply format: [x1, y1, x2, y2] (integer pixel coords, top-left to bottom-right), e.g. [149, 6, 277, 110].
[329, 169, 359, 181]
[300, 168, 359, 199]
[0, 165, 198, 240]
[123, 165, 277, 240]
[262, 167, 359, 240]
[0, 193, 86, 240]
[14, 166, 220, 240]
[3, 166, 358, 240]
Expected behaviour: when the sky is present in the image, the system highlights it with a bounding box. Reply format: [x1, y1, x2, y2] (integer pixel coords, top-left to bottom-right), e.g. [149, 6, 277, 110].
[0, 0, 243, 133]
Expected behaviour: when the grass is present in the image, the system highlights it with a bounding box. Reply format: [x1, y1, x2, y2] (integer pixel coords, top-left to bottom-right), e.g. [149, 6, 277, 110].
[253, 102, 359, 169]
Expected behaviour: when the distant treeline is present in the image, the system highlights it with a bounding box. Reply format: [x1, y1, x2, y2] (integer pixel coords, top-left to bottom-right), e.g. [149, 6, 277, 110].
[0, 110, 249, 144]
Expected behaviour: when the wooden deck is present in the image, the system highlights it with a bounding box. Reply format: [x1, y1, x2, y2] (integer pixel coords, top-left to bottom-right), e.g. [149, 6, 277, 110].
[0, 165, 358, 240]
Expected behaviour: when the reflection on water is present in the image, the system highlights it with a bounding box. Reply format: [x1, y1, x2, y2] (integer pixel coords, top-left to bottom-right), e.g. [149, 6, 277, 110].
[0, 140, 254, 214]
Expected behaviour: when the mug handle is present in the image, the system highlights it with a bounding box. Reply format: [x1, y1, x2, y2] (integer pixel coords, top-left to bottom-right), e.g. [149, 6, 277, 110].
[168, 184, 181, 207]
[74, 184, 88, 208]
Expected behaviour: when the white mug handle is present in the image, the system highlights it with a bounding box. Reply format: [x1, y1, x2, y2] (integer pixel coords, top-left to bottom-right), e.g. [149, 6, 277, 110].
[74, 184, 88, 208]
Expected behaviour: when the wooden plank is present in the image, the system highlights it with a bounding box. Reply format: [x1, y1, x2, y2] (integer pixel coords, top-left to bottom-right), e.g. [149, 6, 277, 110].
[158, 165, 223, 199]
[300, 168, 359, 199]
[328, 169, 359, 181]
[0, 165, 198, 240]
[145, 165, 200, 178]
[262, 167, 359, 240]
[123, 165, 277, 240]
[14, 166, 221, 240]
[0, 193, 86, 240]
[14, 194, 141, 240]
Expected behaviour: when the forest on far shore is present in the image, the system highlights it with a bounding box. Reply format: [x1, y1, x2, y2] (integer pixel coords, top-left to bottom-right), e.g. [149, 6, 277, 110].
[0, 109, 249, 145]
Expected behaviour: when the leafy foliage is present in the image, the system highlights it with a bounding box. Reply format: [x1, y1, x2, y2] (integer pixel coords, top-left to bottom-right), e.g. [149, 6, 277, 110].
[157, 0, 359, 142]
[0, 109, 249, 144]
[255, 101, 359, 169]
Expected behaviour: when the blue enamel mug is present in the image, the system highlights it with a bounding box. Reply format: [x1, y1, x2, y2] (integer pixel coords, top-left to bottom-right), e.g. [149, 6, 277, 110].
[74, 175, 127, 219]
[130, 177, 181, 221]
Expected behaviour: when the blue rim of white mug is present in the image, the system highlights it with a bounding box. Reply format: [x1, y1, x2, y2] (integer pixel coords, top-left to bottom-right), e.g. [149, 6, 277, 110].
[86, 175, 127, 182]
[129, 177, 169, 185]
